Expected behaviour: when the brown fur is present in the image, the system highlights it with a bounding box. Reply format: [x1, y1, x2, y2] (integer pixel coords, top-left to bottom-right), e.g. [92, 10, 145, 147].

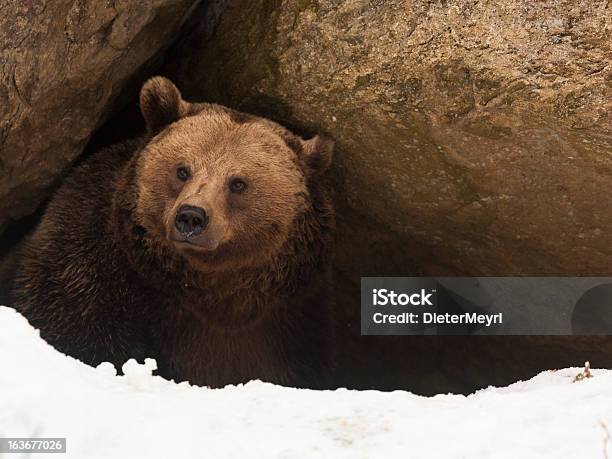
[11, 77, 335, 389]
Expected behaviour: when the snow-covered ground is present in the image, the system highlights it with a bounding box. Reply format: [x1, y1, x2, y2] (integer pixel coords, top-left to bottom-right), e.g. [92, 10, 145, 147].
[1, 305, 611, 459]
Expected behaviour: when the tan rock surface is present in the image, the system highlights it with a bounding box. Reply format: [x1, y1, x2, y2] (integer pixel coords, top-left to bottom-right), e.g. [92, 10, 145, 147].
[0, 0, 198, 230]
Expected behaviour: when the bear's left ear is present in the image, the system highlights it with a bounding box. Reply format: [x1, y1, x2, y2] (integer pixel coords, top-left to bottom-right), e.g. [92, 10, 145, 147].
[139, 76, 190, 135]
[300, 135, 334, 176]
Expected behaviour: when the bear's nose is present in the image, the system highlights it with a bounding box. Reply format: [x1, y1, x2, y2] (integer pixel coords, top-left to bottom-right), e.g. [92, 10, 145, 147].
[175, 205, 209, 237]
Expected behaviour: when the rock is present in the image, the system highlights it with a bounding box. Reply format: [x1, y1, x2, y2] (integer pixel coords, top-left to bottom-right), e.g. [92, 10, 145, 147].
[165, 0, 612, 392]
[170, 0, 611, 277]
[0, 0, 199, 230]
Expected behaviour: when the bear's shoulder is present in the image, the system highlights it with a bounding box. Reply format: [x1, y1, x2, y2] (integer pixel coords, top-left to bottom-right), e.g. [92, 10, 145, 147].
[56, 138, 142, 203]
[17, 137, 145, 282]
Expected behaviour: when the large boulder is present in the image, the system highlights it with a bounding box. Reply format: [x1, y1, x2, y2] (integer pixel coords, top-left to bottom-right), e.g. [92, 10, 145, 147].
[167, 0, 612, 392]
[0, 0, 199, 231]
[171, 0, 611, 277]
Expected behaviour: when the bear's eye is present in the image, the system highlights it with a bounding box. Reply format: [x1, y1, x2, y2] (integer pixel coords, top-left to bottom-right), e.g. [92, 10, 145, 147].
[176, 167, 190, 182]
[229, 178, 247, 194]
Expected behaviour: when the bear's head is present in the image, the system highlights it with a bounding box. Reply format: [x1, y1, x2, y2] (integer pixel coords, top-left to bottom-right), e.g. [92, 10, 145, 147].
[133, 77, 333, 271]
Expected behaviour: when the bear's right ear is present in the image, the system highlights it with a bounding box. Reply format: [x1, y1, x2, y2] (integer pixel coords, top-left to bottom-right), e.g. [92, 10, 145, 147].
[139, 76, 190, 135]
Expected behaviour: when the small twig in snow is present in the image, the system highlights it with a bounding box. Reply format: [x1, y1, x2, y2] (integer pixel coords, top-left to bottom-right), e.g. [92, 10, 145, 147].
[573, 361, 593, 383]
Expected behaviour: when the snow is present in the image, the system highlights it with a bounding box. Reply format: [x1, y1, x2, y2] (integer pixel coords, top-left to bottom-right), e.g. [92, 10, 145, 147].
[1, 305, 611, 459]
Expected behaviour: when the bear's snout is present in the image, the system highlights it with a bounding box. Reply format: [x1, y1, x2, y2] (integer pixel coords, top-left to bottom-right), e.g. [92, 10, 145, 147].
[174, 204, 209, 237]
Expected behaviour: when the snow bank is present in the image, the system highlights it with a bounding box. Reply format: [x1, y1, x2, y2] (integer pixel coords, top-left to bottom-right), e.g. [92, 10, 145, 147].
[1, 305, 611, 458]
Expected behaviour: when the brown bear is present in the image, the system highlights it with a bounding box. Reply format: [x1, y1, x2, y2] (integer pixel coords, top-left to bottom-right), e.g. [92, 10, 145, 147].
[11, 76, 335, 389]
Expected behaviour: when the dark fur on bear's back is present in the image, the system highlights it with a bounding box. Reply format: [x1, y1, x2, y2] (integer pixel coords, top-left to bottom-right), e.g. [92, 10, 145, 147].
[11, 78, 335, 389]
